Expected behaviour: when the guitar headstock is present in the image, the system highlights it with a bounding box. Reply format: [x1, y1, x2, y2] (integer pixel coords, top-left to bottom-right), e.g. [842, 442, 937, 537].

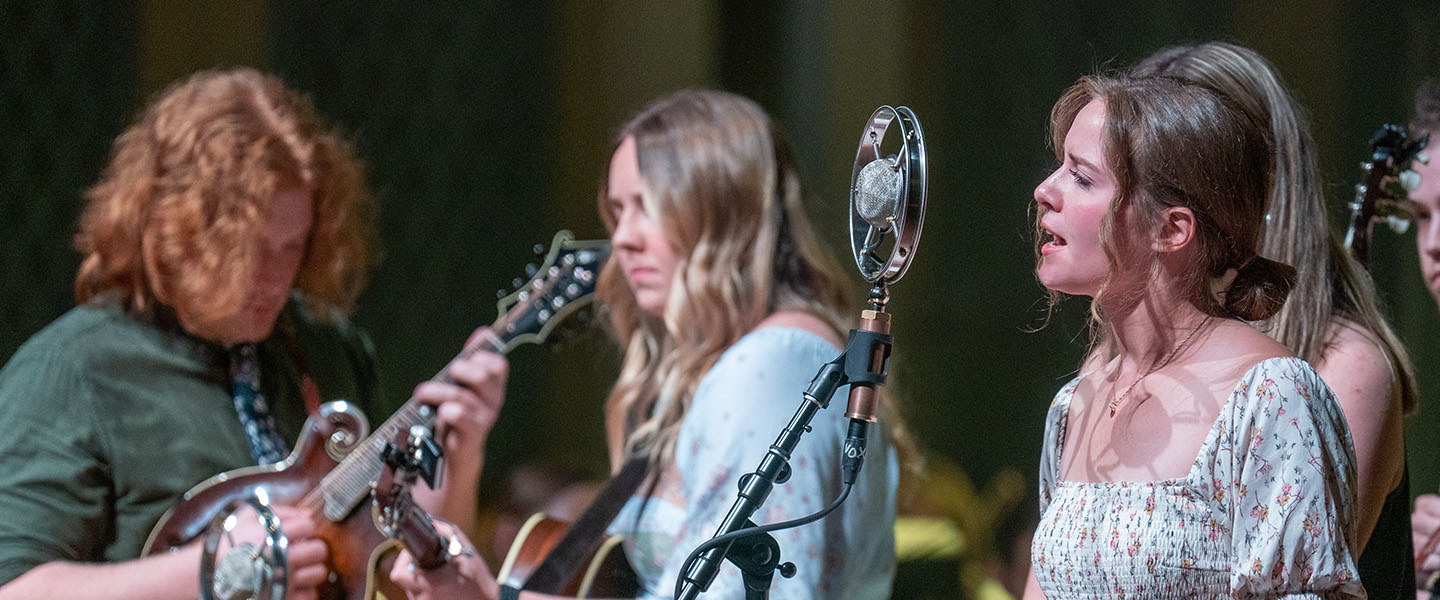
[491, 230, 609, 353]
[374, 427, 449, 570]
[1345, 124, 1431, 266]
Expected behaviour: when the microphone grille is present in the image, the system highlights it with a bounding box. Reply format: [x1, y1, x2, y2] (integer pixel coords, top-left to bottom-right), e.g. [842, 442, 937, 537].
[855, 157, 902, 229]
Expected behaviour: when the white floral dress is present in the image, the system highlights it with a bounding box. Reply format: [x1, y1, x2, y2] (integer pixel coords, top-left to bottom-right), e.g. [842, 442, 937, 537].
[1033, 357, 1365, 599]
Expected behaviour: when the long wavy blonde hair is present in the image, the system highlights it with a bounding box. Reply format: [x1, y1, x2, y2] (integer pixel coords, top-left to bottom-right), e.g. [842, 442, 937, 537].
[75, 68, 374, 330]
[596, 90, 855, 471]
[1133, 42, 1419, 414]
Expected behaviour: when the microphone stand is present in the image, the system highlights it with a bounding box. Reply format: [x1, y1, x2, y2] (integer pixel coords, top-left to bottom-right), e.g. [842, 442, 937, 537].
[675, 284, 893, 600]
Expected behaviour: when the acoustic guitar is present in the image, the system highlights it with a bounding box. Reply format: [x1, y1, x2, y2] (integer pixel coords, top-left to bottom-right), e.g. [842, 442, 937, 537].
[142, 230, 609, 600]
[369, 428, 638, 598]
[371, 426, 454, 575]
[495, 511, 638, 597]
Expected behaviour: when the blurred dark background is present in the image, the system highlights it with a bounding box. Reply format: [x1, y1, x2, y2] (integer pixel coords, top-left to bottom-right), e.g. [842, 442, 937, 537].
[3, 0, 1440, 594]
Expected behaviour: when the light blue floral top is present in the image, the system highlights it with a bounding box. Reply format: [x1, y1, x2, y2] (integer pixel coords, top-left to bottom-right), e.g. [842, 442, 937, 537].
[609, 327, 898, 599]
[1034, 357, 1364, 599]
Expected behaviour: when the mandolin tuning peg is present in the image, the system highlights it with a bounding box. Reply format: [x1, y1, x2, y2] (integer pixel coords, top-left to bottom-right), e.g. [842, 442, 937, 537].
[496, 289, 507, 300]
[1400, 169, 1422, 192]
[525, 263, 539, 278]
[533, 243, 546, 256]
[512, 277, 525, 289]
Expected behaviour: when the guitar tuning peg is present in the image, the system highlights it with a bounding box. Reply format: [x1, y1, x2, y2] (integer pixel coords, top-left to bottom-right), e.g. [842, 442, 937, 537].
[533, 243, 546, 256]
[496, 289, 508, 300]
[512, 277, 525, 289]
[525, 263, 539, 278]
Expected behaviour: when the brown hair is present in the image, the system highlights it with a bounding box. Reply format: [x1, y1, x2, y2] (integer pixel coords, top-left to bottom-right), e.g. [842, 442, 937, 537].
[594, 90, 916, 473]
[75, 68, 373, 331]
[1135, 42, 1418, 414]
[1040, 75, 1294, 352]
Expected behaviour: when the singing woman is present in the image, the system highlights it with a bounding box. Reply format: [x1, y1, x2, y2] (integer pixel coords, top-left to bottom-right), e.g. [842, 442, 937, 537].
[1023, 74, 1363, 598]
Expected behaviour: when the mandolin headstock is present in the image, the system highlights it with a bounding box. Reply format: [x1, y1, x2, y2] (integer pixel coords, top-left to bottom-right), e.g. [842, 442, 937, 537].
[1345, 124, 1431, 267]
[490, 230, 609, 353]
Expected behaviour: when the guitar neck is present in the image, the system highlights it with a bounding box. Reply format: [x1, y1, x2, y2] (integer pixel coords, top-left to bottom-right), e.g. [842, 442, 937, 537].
[313, 328, 509, 522]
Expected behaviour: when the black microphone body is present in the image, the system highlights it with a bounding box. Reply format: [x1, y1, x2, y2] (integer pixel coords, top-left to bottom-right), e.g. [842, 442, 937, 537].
[841, 307, 891, 485]
[843, 309, 891, 423]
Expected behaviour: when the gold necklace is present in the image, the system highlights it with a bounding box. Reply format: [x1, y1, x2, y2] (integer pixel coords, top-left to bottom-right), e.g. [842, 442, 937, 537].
[1109, 315, 1212, 417]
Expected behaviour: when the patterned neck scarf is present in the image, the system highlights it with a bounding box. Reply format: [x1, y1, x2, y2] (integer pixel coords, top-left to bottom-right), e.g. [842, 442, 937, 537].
[227, 343, 289, 465]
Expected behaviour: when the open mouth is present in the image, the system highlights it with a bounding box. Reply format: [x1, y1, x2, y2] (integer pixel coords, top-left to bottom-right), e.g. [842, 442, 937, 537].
[1041, 226, 1067, 250]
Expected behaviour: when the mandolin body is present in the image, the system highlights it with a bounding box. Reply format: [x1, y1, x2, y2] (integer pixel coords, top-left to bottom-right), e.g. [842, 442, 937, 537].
[142, 403, 399, 600]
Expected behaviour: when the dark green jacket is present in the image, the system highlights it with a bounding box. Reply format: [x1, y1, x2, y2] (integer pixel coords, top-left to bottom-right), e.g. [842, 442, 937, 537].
[0, 298, 377, 586]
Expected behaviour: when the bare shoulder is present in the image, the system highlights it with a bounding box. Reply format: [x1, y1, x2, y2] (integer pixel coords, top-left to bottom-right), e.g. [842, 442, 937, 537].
[1197, 318, 1292, 370]
[755, 311, 844, 350]
[1320, 318, 1389, 370]
[1316, 318, 1397, 413]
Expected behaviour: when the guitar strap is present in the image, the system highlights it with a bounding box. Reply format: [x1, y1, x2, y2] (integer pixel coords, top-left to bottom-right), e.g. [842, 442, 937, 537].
[520, 455, 650, 593]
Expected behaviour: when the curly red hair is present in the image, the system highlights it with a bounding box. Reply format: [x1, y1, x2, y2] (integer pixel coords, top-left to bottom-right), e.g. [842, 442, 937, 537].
[75, 68, 373, 329]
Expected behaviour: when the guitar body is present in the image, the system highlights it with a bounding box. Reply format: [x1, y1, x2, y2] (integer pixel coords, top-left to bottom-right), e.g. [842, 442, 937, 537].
[498, 514, 639, 598]
[142, 403, 401, 600]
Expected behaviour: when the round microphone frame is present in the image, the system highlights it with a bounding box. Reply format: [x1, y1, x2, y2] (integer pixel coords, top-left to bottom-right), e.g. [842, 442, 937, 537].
[849, 105, 927, 284]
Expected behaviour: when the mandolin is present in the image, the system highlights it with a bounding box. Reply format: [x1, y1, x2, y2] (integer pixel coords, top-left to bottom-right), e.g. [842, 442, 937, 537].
[143, 230, 608, 600]
[1342, 123, 1429, 266]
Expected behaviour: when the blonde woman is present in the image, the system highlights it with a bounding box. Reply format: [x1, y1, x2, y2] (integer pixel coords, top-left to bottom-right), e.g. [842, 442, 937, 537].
[394, 89, 901, 600]
[1132, 42, 1418, 598]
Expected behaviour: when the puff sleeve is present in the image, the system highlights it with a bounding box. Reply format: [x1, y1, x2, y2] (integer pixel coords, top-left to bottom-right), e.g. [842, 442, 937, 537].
[1217, 358, 1364, 599]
